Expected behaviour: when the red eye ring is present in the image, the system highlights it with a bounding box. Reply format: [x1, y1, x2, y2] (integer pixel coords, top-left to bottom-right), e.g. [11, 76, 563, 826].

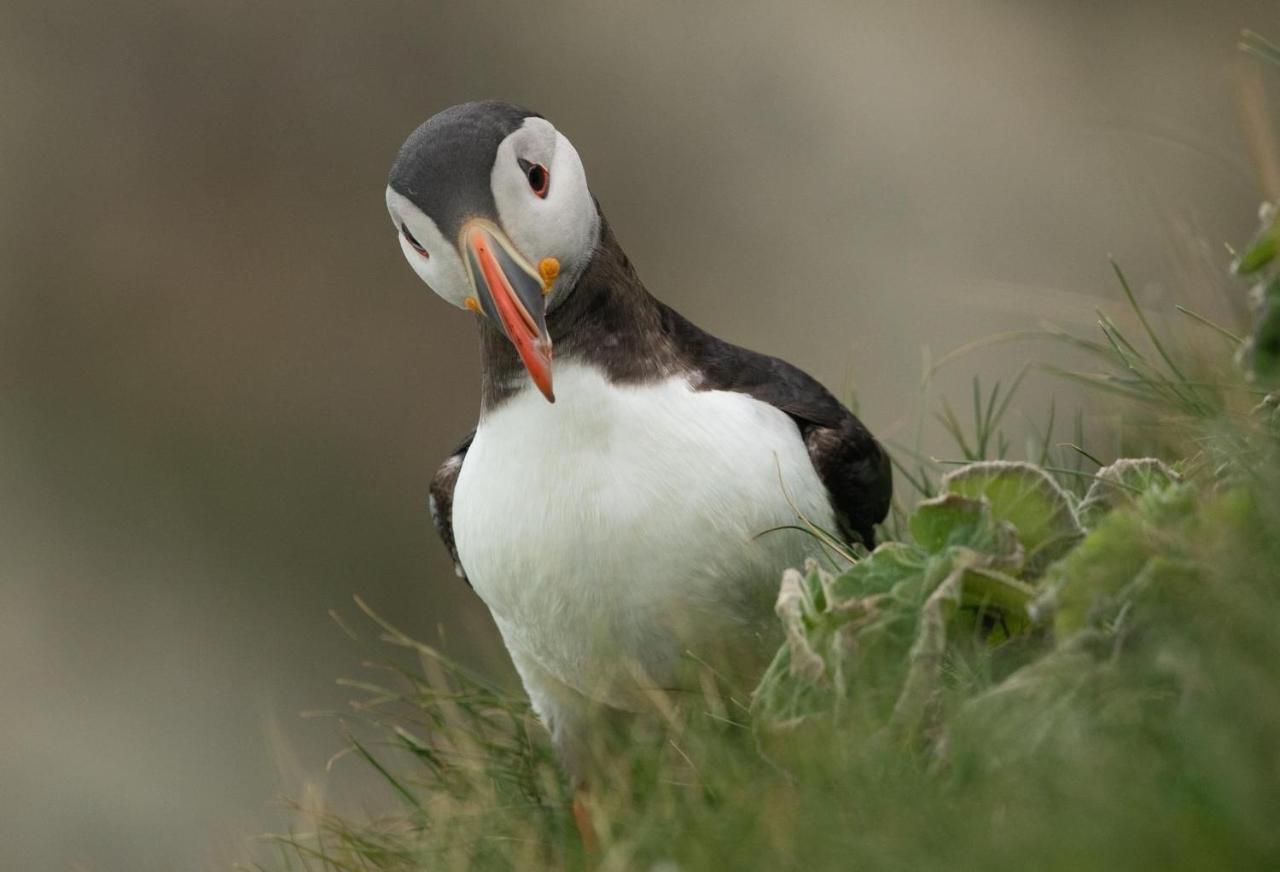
[518, 158, 550, 199]
[401, 223, 428, 257]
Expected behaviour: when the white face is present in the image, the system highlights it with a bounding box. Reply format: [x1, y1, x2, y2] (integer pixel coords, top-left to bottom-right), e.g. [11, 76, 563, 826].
[384, 117, 600, 311]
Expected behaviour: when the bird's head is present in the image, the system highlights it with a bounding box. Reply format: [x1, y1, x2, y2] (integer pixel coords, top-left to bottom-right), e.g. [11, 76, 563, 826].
[386, 101, 601, 403]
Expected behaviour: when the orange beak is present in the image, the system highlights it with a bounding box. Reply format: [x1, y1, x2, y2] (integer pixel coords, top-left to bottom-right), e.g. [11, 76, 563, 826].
[463, 221, 555, 402]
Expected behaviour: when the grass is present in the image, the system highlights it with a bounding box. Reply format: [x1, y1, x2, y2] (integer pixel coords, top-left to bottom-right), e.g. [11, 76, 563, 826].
[244, 34, 1280, 872]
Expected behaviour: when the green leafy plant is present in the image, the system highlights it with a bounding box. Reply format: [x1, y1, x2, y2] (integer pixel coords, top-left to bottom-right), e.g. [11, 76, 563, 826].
[753, 461, 1081, 737]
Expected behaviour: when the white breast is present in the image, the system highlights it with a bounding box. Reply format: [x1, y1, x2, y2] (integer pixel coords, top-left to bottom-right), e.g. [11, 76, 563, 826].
[452, 362, 835, 708]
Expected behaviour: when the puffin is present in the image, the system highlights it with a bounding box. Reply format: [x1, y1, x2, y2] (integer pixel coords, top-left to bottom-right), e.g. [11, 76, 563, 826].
[386, 101, 891, 828]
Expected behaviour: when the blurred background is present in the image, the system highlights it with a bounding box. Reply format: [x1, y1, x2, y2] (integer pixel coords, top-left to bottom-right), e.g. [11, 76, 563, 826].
[1, 0, 1275, 868]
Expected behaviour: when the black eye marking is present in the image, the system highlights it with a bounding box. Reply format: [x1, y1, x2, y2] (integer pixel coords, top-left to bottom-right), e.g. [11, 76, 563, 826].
[401, 223, 428, 257]
[517, 157, 550, 199]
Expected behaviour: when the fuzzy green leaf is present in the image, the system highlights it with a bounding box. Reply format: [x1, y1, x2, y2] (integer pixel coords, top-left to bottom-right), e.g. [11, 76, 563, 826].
[941, 461, 1083, 577]
[1078, 457, 1180, 528]
[1232, 203, 1278, 275]
[1239, 284, 1280, 384]
[909, 493, 1019, 562]
[1038, 481, 1198, 638]
[829, 541, 927, 602]
[960, 566, 1035, 633]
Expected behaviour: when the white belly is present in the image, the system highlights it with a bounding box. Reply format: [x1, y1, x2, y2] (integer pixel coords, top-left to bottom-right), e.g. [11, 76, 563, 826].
[452, 362, 834, 708]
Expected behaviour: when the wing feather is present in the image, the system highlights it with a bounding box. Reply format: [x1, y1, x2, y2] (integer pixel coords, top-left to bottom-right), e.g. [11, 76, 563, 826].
[660, 304, 892, 546]
[429, 429, 475, 583]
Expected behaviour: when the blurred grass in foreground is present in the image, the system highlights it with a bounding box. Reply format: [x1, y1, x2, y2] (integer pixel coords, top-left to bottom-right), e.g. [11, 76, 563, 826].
[243, 33, 1280, 872]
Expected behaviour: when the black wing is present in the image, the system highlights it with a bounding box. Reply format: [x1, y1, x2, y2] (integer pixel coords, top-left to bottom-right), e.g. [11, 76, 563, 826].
[428, 429, 475, 583]
[661, 304, 892, 547]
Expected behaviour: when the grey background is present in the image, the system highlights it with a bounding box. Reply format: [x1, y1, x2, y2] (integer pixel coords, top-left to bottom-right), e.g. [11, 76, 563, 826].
[2, 1, 1274, 868]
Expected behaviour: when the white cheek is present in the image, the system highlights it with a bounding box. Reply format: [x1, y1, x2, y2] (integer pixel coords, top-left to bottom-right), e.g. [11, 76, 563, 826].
[400, 234, 433, 282]
[491, 142, 546, 250]
[399, 239, 473, 308]
[387, 187, 474, 309]
[545, 133, 598, 265]
[492, 125, 599, 295]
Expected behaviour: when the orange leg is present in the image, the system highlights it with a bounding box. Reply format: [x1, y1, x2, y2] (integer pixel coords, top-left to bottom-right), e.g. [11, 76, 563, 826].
[572, 785, 598, 854]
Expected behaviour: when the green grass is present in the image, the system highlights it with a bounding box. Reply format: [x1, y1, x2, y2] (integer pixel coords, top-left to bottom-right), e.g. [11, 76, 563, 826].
[244, 34, 1280, 872]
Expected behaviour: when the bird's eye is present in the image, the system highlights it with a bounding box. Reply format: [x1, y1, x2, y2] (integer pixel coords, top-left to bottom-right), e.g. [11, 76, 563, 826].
[518, 158, 550, 199]
[401, 223, 428, 257]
